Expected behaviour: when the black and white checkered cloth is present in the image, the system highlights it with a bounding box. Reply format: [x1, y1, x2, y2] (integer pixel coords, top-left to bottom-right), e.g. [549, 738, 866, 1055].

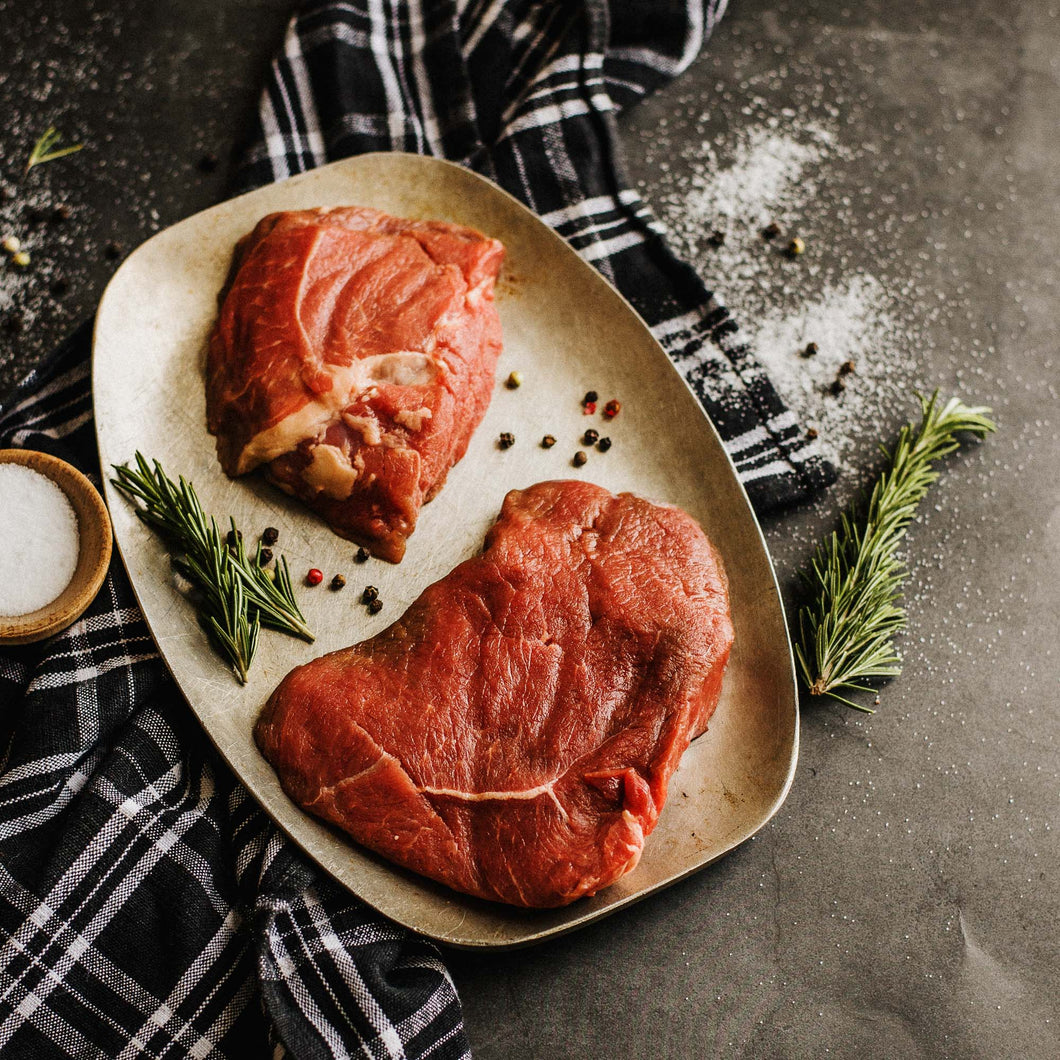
[0, 2, 835, 1058]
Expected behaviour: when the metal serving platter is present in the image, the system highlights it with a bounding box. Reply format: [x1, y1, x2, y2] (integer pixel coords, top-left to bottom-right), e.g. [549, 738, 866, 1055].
[94, 153, 798, 949]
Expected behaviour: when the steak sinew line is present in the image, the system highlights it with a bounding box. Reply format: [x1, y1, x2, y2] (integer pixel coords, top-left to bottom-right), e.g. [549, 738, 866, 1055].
[256, 480, 734, 908]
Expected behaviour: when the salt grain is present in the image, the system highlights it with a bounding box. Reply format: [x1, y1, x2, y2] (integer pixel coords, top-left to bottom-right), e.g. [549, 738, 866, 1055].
[0, 464, 80, 617]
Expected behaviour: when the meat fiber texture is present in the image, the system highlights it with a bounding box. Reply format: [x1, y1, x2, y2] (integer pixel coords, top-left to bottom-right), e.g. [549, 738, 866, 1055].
[206, 206, 505, 562]
[256, 480, 734, 908]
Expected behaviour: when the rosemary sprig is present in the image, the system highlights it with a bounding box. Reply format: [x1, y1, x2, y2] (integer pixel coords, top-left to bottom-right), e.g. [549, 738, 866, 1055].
[25, 126, 84, 175]
[111, 453, 313, 683]
[796, 392, 996, 711]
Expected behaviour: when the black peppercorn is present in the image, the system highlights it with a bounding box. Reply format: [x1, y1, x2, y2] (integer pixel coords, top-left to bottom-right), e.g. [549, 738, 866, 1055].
[762, 222, 781, 240]
[367, 598, 383, 615]
[53, 204, 72, 222]
[707, 229, 725, 248]
[258, 547, 273, 565]
[838, 359, 856, 376]
[261, 526, 279, 545]
[597, 437, 612, 452]
[498, 432, 515, 449]
[355, 546, 369, 563]
[226, 528, 242, 548]
[572, 451, 588, 468]
[802, 342, 818, 357]
[582, 428, 599, 445]
[829, 378, 845, 397]
[330, 574, 346, 591]
[50, 277, 69, 296]
[806, 427, 819, 440]
[104, 241, 123, 260]
[583, 390, 598, 405]
[198, 152, 220, 173]
[362, 585, 379, 604]
[541, 434, 556, 449]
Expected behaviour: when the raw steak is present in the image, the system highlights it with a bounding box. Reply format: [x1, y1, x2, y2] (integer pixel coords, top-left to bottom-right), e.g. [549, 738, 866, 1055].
[206, 206, 505, 562]
[256, 480, 734, 908]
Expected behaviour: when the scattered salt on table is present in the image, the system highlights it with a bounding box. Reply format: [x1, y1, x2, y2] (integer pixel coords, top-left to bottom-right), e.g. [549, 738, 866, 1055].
[0, 464, 80, 617]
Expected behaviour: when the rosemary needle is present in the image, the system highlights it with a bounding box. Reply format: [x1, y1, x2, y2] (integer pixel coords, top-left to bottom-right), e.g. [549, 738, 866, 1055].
[111, 453, 313, 684]
[25, 127, 84, 175]
[796, 392, 996, 711]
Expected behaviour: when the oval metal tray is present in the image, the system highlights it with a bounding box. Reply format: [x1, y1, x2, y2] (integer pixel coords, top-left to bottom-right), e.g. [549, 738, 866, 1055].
[94, 153, 798, 948]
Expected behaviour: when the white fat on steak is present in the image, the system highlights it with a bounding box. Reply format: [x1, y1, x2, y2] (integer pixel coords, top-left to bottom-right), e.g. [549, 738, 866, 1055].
[235, 351, 440, 474]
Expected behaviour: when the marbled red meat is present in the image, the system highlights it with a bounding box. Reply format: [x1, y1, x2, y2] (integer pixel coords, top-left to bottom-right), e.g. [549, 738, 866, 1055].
[255, 481, 734, 908]
[206, 206, 505, 562]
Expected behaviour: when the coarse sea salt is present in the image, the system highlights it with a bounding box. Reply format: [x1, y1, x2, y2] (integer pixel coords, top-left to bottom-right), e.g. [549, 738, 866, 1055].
[0, 464, 80, 617]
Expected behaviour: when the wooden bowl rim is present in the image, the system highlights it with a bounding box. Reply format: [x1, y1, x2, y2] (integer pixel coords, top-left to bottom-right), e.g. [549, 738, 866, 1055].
[0, 449, 113, 645]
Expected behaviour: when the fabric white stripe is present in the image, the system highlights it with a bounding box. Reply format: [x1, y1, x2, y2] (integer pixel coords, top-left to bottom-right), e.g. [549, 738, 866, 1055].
[737, 458, 795, 484]
[462, 0, 507, 55]
[0, 363, 89, 423]
[282, 21, 327, 167]
[538, 191, 637, 229]
[9, 408, 92, 446]
[504, 93, 613, 135]
[407, 0, 445, 154]
[577, 228, 646, 262]
[368, 0, 410, 148]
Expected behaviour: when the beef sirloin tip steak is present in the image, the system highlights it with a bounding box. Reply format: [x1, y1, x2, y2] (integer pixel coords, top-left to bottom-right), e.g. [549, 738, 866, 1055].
[206, 206, 505, 562]
[256, 480, 734, 908]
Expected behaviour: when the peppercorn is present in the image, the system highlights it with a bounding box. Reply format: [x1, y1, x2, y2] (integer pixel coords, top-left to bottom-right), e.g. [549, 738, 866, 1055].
[762, 222, 781, 240]
[541, 434, 556, 449]
[104, 241, 123, 260]
[355, 546, 369, 563]
[3, 312, 24, 334]
[583, 390, 598, 406]
[838, 359, 856, 376]
[498, 431, 515, 449]
[603, 399, 621, 419]
[806, 427, 819, 440]
[330, 574, 346, 591]
[258, 547, 273, 565]
[198, 151, 220, 173]
[11, 251, 30, 268]
[829, 378, 845, 397]
[2, 236, 21, 254]
[505, 371, 523, 389]
[50, 277, 69, 296]
[706, 229, 726, 248]
[582, 428, 599, 445]
[786, 236, 805, 257]
[583, 401, 597, 415]
[597, 437, 612, 452]
[226, 528, 242, 548]
[306, 568, 324, 586]
[802, 342, 818, 357]
[362, 585, 379, 603]
[572, 451, 588, 468]
[367, 598, 383, 615]
[53, 205, 71, 222]
[261, 526, 279, 545]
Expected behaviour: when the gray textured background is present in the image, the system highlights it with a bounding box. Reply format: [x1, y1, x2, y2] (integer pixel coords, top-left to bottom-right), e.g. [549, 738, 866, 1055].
[2, 2, 1057, 1057]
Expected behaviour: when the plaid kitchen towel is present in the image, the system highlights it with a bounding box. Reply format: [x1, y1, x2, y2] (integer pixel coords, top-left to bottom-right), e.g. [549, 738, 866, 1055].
[0, 2, 835, 1059]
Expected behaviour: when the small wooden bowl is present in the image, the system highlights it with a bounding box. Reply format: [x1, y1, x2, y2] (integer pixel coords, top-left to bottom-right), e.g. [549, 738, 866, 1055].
[0, 449, 113, 646]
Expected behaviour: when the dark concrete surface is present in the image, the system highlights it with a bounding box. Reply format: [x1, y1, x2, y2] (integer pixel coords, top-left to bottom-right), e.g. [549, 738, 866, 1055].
[2, 2, 1057, 1058]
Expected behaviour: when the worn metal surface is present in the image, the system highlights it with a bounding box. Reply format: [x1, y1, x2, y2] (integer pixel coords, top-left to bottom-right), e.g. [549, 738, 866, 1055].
[2, 0, 1058, 1055]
